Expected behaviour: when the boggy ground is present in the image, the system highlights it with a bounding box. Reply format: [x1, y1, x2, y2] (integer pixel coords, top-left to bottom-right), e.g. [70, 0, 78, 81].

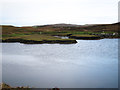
[1, 22, 120, 44]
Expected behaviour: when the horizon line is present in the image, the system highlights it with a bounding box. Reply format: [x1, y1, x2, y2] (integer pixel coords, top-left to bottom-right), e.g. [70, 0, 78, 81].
[0, 22, 119, 27]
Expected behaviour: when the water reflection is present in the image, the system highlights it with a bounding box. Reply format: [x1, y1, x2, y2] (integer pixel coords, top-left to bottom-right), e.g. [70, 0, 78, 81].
[2, 39, 118, 88]
[54, 36, 69, 39]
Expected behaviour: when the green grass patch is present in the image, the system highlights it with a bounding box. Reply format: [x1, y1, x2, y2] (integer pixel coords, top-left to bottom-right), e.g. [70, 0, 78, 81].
[2, 34, 75, 41]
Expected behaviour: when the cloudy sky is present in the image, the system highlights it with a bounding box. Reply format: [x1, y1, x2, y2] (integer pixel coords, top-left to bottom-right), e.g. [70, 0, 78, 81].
[0, 0, 119, 26]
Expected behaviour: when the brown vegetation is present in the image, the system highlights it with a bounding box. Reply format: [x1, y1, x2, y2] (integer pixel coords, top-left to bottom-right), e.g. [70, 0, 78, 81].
[1, 22, 119, 44]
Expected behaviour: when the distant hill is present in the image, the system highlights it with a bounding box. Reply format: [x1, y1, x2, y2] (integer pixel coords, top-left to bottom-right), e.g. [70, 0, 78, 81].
[33, 22, 119, 32]
[1, 22, 119, 34]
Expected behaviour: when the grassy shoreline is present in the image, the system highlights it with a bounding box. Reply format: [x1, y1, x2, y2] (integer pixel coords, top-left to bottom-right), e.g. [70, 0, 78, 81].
[2, 34, 77, 44]
[1, 23, 119, 44]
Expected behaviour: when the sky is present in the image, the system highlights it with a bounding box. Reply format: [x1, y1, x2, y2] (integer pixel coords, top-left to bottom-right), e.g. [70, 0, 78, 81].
[0, 0, 119, 26]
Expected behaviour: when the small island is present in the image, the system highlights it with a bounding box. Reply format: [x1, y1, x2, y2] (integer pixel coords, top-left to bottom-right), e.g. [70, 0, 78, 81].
[1, 22, 119, 44]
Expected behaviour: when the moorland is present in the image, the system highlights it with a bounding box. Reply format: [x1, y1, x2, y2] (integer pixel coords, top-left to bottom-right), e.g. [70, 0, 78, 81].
[1, 22, 119, 44]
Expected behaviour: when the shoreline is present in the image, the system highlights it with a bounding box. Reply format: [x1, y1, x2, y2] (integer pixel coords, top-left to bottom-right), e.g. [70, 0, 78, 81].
[1, 37, 119, 44]
[1, 83, 60, 90]
[1, 23, 119, 44]
[1, 38, 77, 44]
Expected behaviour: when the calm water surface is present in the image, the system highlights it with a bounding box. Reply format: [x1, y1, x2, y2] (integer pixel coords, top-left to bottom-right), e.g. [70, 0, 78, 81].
[2, 39, 118, 88]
